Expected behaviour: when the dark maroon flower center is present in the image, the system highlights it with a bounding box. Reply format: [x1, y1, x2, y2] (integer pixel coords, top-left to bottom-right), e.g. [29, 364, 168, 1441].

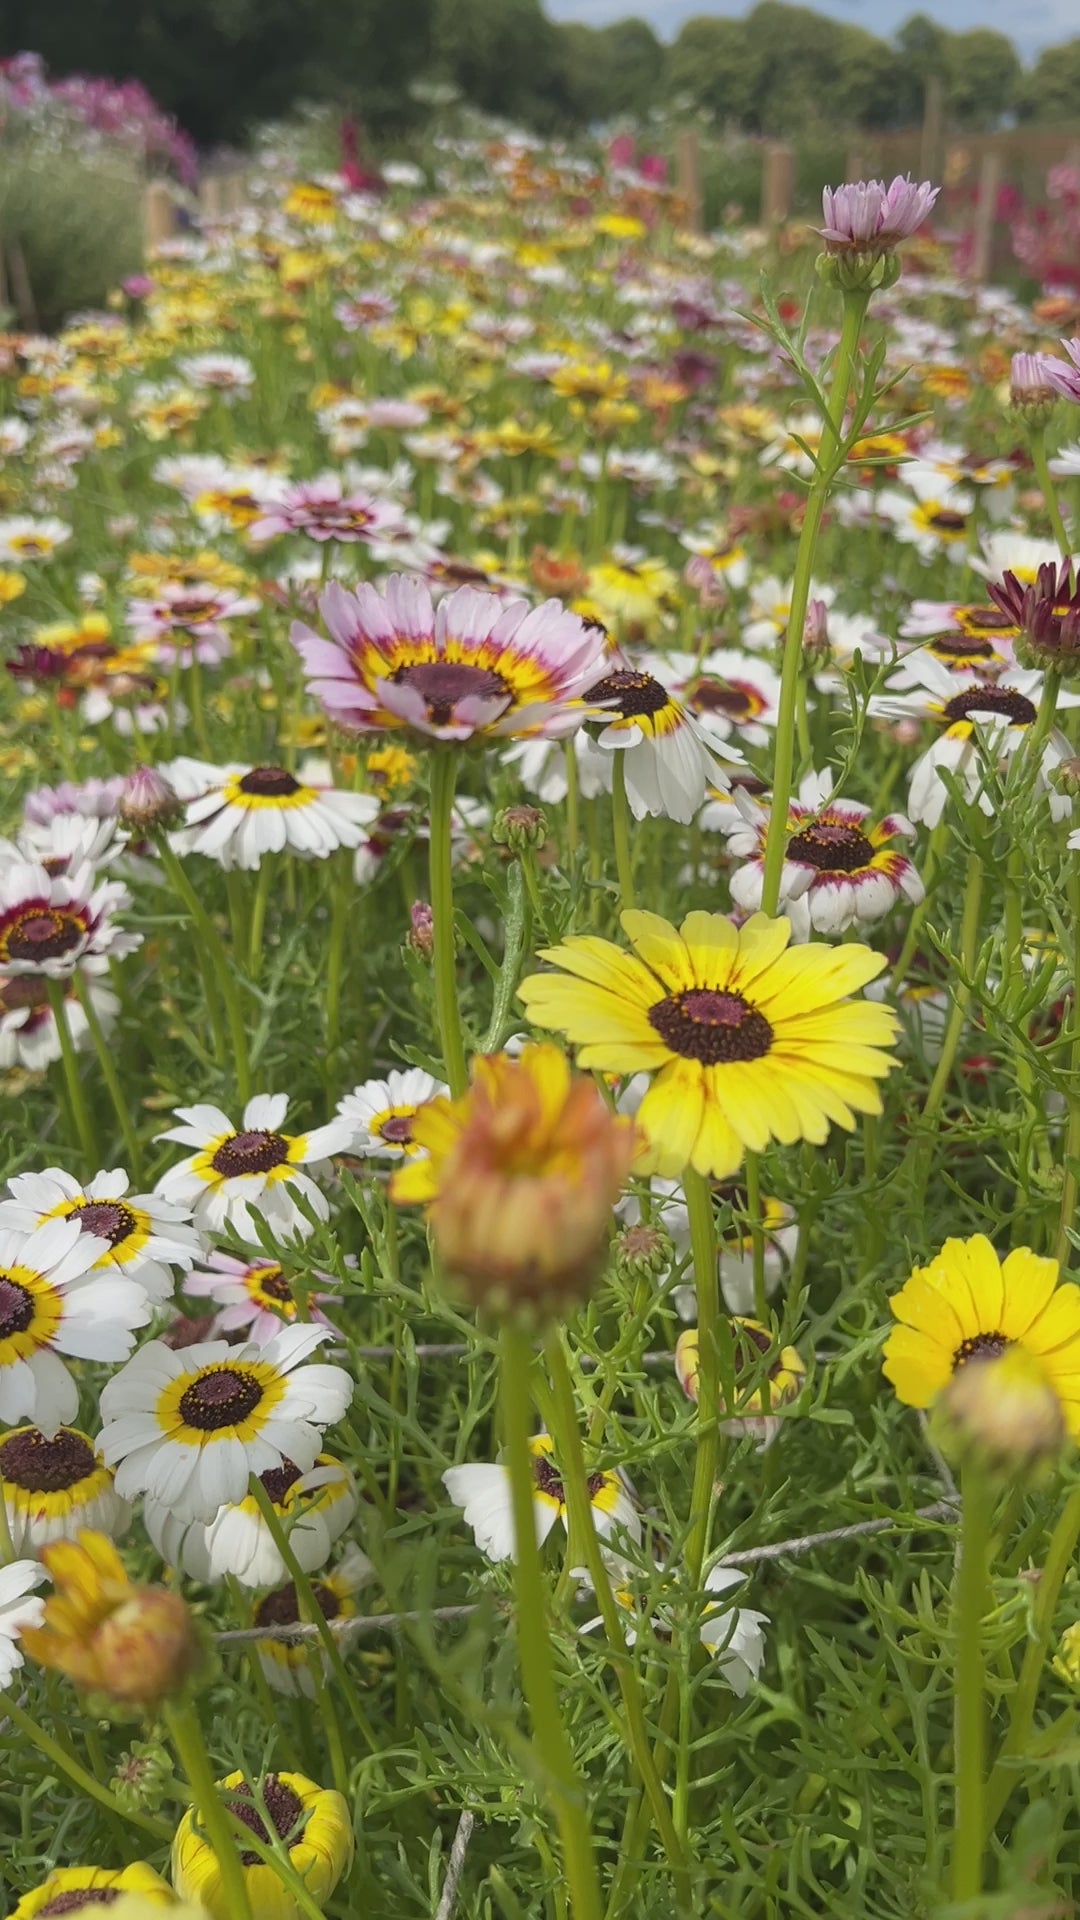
[255, 1578, 339, 1629]
[392, 660, 508, 727]
[930, 633, 995, 661]
[39, 1893, 123, 1916]
[957, 604, 1015, 634]
[306, 503, 374, 532]
[378, 1114, 414, 1144]
[942, 686, 1037, 728]
[731, 1321, 789, 1380]
[178, 1365, 263, 1430]
[71, 1201, 137, 1247]
[238, 766, 302, 798]
[0, 1425, 96, 1491]
[689, 678, 758, 721]
[587, 669, 670, 718]
[226, 1775, 305, 1864]
[649, 989, 774, 1065]
[211, 1129, 290, 1178]
[4, 908, 85, 963]
[0, 975, 51, 1011]
[258, 1457, 303, 1506]
[0, 1275, 35, 1340]
[786, 821, 874, 874]
[954, 1331, 1010, 1369]
[925, 508, 967, 531]
[533, 1453, 607, 1502]
[250, 1263, 292, 1302]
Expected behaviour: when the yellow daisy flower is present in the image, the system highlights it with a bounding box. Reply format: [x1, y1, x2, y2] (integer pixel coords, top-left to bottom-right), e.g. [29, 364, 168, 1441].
[172, 1770, 352, 1920]
[883, 1235, 1080, 1434]
[10, 1863, 175, 1918]
[518, 910, 898, 1179]
[0, 569, 26, 603]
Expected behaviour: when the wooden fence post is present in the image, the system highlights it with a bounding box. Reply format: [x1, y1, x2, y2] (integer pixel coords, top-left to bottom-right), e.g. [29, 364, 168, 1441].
[8, 239, 37, 331]
[675, 130, 703, 233]
[761, 141, 794, 225]
[969, 149, 1002, 283]
[222, 173, 247, 215]
[920, 74, 945, 183]
[199, 174, 224, 221]
[143, 181, 175, 254]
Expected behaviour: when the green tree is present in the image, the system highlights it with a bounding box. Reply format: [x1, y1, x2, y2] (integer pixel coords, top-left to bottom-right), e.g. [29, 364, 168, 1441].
[666, 16, 757, 125]
[596, 18, 665, 118]
[1017, 37, 1080, 121]
[430, 0, 571, 130]
[945, 29, 1020, 128]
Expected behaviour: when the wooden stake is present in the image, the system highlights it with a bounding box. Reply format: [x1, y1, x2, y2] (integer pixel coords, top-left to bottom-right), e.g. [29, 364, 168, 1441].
[675, 130, 703, 233]
[142, 181, 175, 254]
[7, 237, 37, 331]
[199, 173, 224, 221]
[761, 141, 794, 225]
[920, 73, 945, 183]
[969, 150, 1002, 284]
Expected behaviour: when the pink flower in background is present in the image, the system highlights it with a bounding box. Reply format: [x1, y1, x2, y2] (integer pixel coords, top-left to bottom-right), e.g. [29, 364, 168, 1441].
[248, 478, 407, 546]
[819, 175, 939, 253]
[1043, 338, 1080, 405]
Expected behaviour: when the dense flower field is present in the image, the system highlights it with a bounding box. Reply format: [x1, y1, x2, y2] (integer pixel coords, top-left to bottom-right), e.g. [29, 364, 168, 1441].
[2, 135, 1080, 1920]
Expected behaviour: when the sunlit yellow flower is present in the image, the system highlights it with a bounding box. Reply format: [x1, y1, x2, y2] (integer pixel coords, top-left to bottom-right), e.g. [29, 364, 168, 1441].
[21, 1529, 199, 1707]
[283, 181, 337, 224]
[391, 1042, 636, 1315]
[11, 1864, 175, 1918]
[884, 1236, 1080, 1434]
[588, 557, 678, 632]
[365, 744, 417, 793]
[593, 212, 647, 240]
[173, 1770, 352, 1919]
[549, 361, 628, 403]
[0, 569, 26, 603]
[519, 910, 898, 1180]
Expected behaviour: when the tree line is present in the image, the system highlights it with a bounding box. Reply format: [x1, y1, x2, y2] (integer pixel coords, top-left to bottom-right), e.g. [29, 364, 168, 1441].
[0, 0, 1077, 149]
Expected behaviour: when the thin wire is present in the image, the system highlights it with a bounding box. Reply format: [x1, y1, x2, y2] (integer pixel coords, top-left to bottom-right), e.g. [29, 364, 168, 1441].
[435, 1809, 476, 1920]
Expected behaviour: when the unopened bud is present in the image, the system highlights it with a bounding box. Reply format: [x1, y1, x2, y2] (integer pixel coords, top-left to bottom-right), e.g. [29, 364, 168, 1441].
[529, 546, 589, 599]
[612, 1221, 674, 1284]
[407, 900, 434, 956]
[1055, 756, 1080, 797]
[492, 804, 547, 852]
[112, 1738, 173, 1813]
[119, 764, 182, 831]
[93, 1588, 202, 1709]
[938, 1347, 1065, 1475]
[1054, 1621, 1080, 1691]
[803, 597, 830, 660]
[683, 553, 726, 607]
[1009, 352, 1059, 427]
[816, 249, 902, 294]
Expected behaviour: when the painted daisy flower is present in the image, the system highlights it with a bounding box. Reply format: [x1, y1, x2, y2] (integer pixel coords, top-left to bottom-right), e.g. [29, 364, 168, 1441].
[884, 1235, 1080, 1434]
[291, 572, 605, 742]
[444, 1434, 641, 1564]
[676, 1319, 806, 1421]
[0, 514, 71, 563]
[249, 475, 406, 544]
[0, 1217, 151, 1434]
[872, 657, 1080, 826]
[699, 1566, 770, 1695]
[173, 1770, 352, 1916]
[335, 1067, 449, 1159]
[145, 1452, 356, 1587]
[126, 582, 260, 668]
[0, 861, 140, 977]
[175, 762, 379, 869]
[900, 598, 1021, 651]
[9, 1864, 175, 1918]
[178, 351, 256, 394]
[518, 910, 898, 1180]
[183, 1250, 338, 1345]
[0, 1167, 202, 1307]
[154, 1093, 354, 1241]
[0, 1558, 47, 1690]
[0, 1425, 130, 1554]
[970, 532, 1063, 588]
[254, 1544, 374, 1696]
[99, 1326, 354, 1522]
[874, 470, 973, 561]
[722, 772, 924, 936]
[651, 647, 781, 749]
[619, 1177, 796, 1318]
[0, 971, 119, 1073]
[583, 659, 741, 824]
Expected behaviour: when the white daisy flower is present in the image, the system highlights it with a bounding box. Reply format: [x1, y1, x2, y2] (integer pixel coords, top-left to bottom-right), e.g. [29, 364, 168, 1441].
[584, 660, 742, 825]
[0, 514, 71, 563]
[501, 731, 610, 806]
[154, 1092, 354, 1240]
[145, 1452, 356, 1587]
[444, 1434, 641, 1564]
[0, 1558, 47, 1688]
[178, 352, 256, 395]
[0, 1217, 151, 1435]
[699, 1565, 769, 1696]
[970, 531, 1066, 586]
[0, 971, 119, 1073]
[176, 763, 379, 869]
[335, 1067, 449, 1160]
[0, 861, 140, 977]
[873, 464, 973, 561]
[255, 1543, 375, 1696]
[0, 1167, 202, 1307]
[0, 1424, 131, 1554]
[99, 1325, 354, 1522]
[10, 809, 124, 875]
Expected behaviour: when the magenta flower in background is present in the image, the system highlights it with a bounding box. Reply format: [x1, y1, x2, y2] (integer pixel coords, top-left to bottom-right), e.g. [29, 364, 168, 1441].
[248, 477, 407, 546]
[1010, 352, 1059, 402]
[1044, 338, 1080, 404]
[819, 175, 939, 254]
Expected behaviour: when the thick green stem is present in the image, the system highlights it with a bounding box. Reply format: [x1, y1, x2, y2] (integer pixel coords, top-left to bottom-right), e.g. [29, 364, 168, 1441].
[247, 856, 273, 977]
[45, 977, 95, 1165]
[0, 1690, 172, 1845]
[499, 1324, 603, 1920]
[164, 1698, 255, 1920]
[611, 753, 636, 915]
[985, 1481, 1080, 1831]
[72, 970, 142, 1180]
[761, 290, 869, 916]
[429, 749, 468, 1097]
[1031, 427, 1072, 559]
[541, 1335, 691, 1902]
[951, 1465, 991, 1904]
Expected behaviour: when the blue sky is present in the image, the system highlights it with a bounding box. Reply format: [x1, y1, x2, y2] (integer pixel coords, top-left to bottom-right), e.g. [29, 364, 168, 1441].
[545, 0, 1076, 59]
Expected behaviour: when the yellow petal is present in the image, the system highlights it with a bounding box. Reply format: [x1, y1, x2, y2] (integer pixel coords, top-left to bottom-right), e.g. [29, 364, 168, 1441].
[620, 909, 695, 989]
[635, 1059, 706, 1178]
[517, 975, 658, 1047]
[534, 935, 660, 1004]
[678, 909, 739, 989]
[1000, 1247, 1062, 1340]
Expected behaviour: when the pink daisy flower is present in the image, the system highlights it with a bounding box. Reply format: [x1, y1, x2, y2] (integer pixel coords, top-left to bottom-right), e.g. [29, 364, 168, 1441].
[249, 476, 406, 545]
[183, 1250, 338, 1346]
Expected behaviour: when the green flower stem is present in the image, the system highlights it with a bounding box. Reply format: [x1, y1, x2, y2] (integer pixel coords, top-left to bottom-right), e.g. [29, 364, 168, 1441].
[71, 970, 142, 1181]
[610, 752, 636, 915]
[220, 1810, 328, 1920]
[0, 1690, 172, 1845]
[951, 1463, 991, 1904]
[156, 837, 251, 1104]
[684, 1167, 727, 1587]
[744, 1151, 768, 1324]
[0, 1490, 15, 1563]
[247, 855, 274, 977]
[1055, 858, 1080, 1267]
[247, 1473, 379, 1754]
[906, 848, 983, 1198]
[564, 737, 580, 862]
[540, 1333, 692, 1904]
[429, 748, 468, 1097]
[499, 1323, 603, 1920]
[164, 1697, 255, 1920]
[1031, 426, 1072, 559]
[888, 819, 947, 994]
[187, 659, 211, 757]
[761, 289, 869, 917]
[44, 977, 96, 1166]
[985, 1480, 1080, 1832]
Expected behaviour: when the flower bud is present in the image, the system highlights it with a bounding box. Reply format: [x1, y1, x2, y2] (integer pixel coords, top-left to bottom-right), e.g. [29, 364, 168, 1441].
[492, 803, 547, 852]
[802, 597, 830, 661]
[938, 1346, 1065, 1475]
[22, 1531, 203, 1712]
[112, 1738, 174, 1813]
[1009, 351, 1059, 427]
[407, 900, 434, 956]
[119, 763, 182, 831]
[93, 1587, 203, 1710]
[1054, 1621, 1080, 1691]
[612, 1221, 674, 1285]
[1055, 756, 1080, 797]
[816, 249, 903, 294]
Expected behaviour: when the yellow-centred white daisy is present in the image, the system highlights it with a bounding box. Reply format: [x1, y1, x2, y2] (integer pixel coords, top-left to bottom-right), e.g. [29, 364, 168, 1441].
[335, 1067, 449, 1159]
[174, 762, 379, 869]
[0, 1166, 203, 1307]
[254, 1544, 374, 1696]
[154, 1093, 354, 1240]
[0, 1558, 47, 1690]
[443, 1434, 640, 1564]
[99, 1325, 354, 1522]
[0, 1218, 152, 1434]
[145, 1452, 356, 1587]
[0, 1424, 130, 1554]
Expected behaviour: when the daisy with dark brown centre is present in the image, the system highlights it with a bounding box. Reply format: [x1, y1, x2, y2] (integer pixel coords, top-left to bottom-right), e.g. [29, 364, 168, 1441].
[0, 861, 138, 978]
[722, 771, 924, 935]
[583, 656, 743, 824]
[173, 760, 379, 869]
[173, 1767, 352, 1914]
[144, 1450, 356, 1588]
[0, 1424, 129, 1553]
[253, 1543, 373, 1694]
[641, 645, 781, 750]
[183, 1249, 339, 1345]
[0, 1165, 202, 1306]
[155, 1092, 354, 1239]
[444, 1434, 640, 1563]
[8, 1863, 175, 1916]
[98, 1326, 354, 1522]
